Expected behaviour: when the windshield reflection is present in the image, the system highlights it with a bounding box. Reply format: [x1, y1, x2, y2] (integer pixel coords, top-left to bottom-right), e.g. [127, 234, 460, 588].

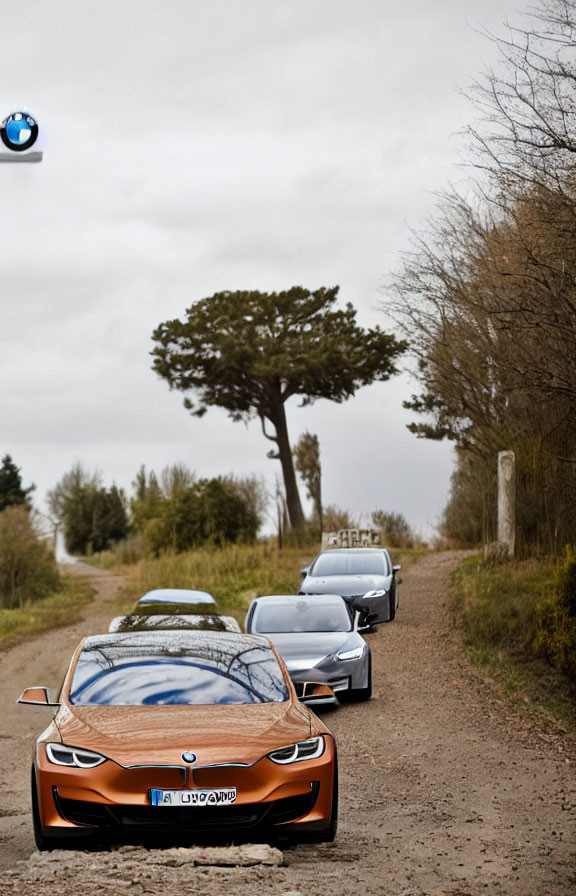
[312, 554, 386, 576]
[114, 614, 236, 633]
[69, 632, 288, 706]
[253, 600, 351, 633]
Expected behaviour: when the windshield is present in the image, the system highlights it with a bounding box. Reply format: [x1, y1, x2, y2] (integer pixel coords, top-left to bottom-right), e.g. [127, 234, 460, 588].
[253, 600, 351, 633]
[311, 552, 387, 577]
[69, 632, 288, 706]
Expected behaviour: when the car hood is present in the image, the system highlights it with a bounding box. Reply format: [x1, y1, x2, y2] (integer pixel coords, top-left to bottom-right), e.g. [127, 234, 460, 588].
[52, 699, 312, 768]
[263, 632, 350, 671]
[301, 574, 387, 597]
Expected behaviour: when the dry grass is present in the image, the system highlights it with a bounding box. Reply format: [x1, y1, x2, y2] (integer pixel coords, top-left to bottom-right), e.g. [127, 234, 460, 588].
[0, 574, 93, 651]
[452, 555, 575, 731]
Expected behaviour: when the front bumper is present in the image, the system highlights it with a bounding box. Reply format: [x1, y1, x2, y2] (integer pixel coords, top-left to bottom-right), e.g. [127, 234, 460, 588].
[34, 738, 336, 838]
[288, 655, 369, 694]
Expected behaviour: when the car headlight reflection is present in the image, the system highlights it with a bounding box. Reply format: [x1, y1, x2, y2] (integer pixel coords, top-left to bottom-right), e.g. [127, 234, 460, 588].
[267, 736, 324, 764]
[336, 646, 365, 661]
[46, 743, 107, 768]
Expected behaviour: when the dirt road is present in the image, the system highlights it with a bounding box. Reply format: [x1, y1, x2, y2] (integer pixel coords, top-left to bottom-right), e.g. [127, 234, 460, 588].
[0, 553, 574, 895]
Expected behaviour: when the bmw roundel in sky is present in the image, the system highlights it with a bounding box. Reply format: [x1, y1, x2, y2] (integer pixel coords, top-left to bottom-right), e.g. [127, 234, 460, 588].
[0, 110, 43, 162]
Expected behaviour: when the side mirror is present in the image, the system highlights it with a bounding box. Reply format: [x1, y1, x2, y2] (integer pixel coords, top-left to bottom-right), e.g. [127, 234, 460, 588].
[17, 686, 59, 707]
[300, 566, 309, 577]
[352, 610, 369, 631]
[393, 565, 402, 572]
[299, 682, 337, 706]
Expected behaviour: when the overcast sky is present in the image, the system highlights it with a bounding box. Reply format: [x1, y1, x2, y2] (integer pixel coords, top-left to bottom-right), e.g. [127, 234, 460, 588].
[0, 0, 524, 537]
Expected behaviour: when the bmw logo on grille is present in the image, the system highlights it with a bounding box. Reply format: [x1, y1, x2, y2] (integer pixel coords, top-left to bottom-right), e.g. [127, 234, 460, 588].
[181, 751, 196, 763]
[1, 111, 39, 152]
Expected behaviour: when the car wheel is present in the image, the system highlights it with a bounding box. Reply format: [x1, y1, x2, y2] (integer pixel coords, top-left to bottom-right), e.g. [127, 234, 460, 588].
[31, 769, 68, 852]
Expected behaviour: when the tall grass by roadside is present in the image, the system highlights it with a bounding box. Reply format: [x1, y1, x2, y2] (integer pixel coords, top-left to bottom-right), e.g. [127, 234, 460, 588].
[452, 555, 575, 730]
[0, 574, 93, 650]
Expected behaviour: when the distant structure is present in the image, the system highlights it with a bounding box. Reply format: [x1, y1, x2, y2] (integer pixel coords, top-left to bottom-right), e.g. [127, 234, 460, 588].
[321, 528, 381, 549]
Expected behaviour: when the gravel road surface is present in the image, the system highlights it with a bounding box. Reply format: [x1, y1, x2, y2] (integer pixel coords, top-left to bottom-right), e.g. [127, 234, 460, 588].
[0, 552, 574, 896]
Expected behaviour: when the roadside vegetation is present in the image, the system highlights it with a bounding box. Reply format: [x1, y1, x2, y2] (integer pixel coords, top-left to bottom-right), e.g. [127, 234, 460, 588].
[452, 555, 575, 729]
[0, 506, 60, 608]
[388, 0, 576, 727]
[0, 503, 92, 649]
[0, 575, 93, 649]
[392, 0, 576, 556]
[0, 460, 94, 650]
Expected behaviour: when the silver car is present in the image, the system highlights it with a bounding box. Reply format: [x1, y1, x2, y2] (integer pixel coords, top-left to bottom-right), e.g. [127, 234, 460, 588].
[245, 594, 371, 702]
[299, 548, 401, 624]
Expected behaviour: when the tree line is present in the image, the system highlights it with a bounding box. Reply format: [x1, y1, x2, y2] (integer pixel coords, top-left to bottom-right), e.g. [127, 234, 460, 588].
[47, 463, 267, 557]
[391, 0, 576, 556]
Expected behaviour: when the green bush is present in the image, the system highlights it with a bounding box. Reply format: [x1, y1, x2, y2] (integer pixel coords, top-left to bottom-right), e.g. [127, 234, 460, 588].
[534, 547, 576, 687]
[0, 506, 60, 608]
[143, 478, 260, 555]
[371, 510, 415, 548]
[452, 554, 576, 723]
[453, 555, 548, 653]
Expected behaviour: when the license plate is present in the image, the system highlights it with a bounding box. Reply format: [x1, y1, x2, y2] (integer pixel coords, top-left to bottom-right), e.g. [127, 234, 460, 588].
[150, 787, 237, 807]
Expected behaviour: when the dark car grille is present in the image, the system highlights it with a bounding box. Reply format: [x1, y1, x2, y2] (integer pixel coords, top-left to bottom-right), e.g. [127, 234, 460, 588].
[53, 784, 319, 832]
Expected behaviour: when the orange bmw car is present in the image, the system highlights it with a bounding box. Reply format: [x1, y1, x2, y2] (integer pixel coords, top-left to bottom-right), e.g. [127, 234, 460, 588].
[18, 631, 337, 849]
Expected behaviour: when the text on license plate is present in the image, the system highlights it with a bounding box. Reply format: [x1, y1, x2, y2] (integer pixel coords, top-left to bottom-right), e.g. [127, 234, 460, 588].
[150, 787, 237, 807]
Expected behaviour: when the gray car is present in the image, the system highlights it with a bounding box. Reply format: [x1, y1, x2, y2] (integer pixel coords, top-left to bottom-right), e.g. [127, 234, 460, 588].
[245, 594, 371, 702]
[299, 548, 401, 624]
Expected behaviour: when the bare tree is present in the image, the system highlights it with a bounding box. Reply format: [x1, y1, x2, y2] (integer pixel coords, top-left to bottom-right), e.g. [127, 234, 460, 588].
[389, 0, 576, 553]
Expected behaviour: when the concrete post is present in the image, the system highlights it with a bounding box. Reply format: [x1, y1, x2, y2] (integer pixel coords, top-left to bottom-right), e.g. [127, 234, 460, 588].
[497, 450, 516, 557]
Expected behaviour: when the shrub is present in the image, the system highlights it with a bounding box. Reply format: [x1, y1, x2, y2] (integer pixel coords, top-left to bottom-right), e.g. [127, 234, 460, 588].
[452, 555, 550, 653]
[0, 506, 60, 608]
[371, 510, 415, 548]
[534, 547, 576, 687]
[142, 477, 260, 555]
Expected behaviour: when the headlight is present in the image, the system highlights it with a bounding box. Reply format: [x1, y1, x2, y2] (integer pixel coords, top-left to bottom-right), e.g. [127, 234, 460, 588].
[267, 736, 324, 764]
[336, 646, 365, 661]
[46, 743, 107, 768]
[363, 589, 386, 599]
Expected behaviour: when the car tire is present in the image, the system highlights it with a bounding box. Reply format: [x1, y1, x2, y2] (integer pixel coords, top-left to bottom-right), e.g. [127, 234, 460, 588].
[31, 769, 68, 852]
